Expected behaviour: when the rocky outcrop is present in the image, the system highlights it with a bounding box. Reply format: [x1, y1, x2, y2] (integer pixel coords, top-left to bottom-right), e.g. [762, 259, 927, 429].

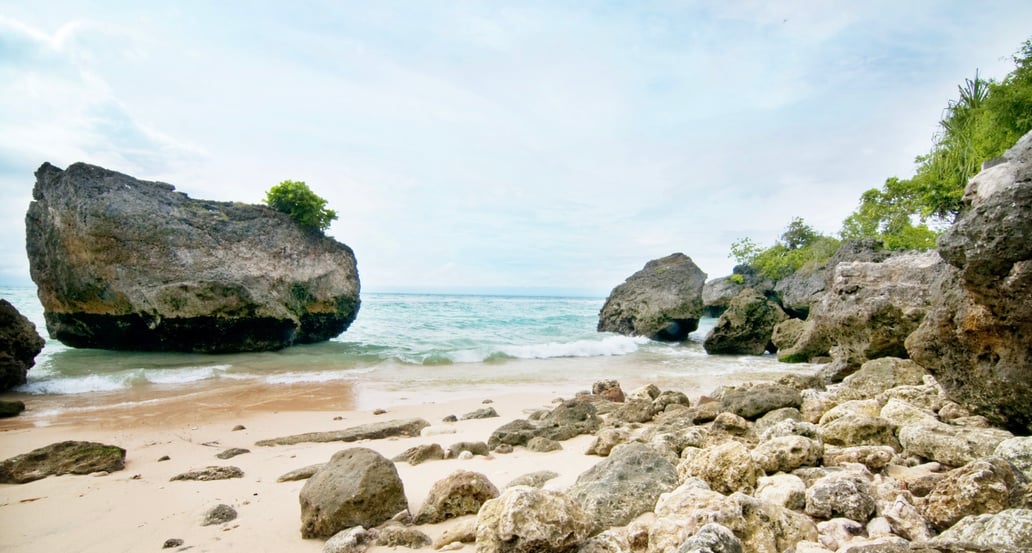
[0, 440, 126, 483]
[299, 448, 407, 539]
[906, 130, 1032, 434]
[773, 239, 890, 319]
[703, 288, 787, 355]
[778, 251, 945, 369]
[702, 267, 772, 318]
[0, 299, 45, 391]
[597, 253, 707, 341]
[25, 162, 360, 353]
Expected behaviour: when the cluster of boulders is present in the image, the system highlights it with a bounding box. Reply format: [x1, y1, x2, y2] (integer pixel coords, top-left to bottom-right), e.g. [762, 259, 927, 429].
[283, 371, 1031, 553]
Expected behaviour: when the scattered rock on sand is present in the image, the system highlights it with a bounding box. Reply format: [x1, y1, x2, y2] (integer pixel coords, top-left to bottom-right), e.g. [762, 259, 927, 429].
[414, 470, 499, 524]
[461, 407, 499, 420]
[392, 443, 445, 466]
[170, 466, 244, 482]
[504, 471, 559, 489]
[202, 503, 238, 526]
[162, 538, 184, 549]
[299, 447, 407, 539]
[255, 418, 430, 447]
[215, 447, 250, 460]
[0, 440, 126, 484]
[277, 463, 325, 483]
[375, 525, 432, 548]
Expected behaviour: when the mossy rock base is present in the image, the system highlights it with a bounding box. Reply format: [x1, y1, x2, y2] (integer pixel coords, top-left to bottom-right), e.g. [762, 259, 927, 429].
[0, 440, 126, 483]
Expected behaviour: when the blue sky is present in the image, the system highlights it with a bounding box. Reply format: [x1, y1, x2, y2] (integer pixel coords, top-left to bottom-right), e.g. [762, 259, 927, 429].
[2, 2, 1031, 297]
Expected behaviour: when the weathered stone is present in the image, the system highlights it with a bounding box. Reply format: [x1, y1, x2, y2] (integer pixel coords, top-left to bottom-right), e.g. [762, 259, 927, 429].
[773, 239, 892, 320]
[392, 443, 445, 465]
[755, 473, 807, 510]
[757, 418, 820, 443]
[527, 436, 563, 452]
[577, 528, 633, 553]
[879, 398, 938, 428]
[678, 441, 762, 495]
[488, 399, 600, 449]
[592, 380, 625, 403]
[884, 463, 947, 498]
[255, 418, 430, 446]
[299, 448, 407, 539]
[718, 383, 802, 420]
[0, 440, 126, 483]
[475, 486, 591, 553]
[771, 318, 807, 356]
[202, 504, 237, 526]
[448, 441, 490, 458]
[609, 399, 655, 424]
[414, 470, 499, 525]
[906, 131, 1032, 434]
[433, 518, 478, 549]
[598, 253, 707, 341]
[995, 437, 1032, 482]
[877, 383, 944, 413]
[881, 494, 933, 542]
[505, 471, 559, 490]
[461, 407, 499, 420]
[782, 251, 945, 367]
[751, 435, 823, 474]
[170, 466, 243, 482]
[375, 525, 432, 548]
[819, 414, 898, 450]
[678, 523, 743, 553]
[897, 419, 1013, 467]
[0, 400, 26, 418]
[703, 288, 787, 355]
[25, 162, 360, 353]
[653, 390, 691, 413]
[920, 456, 1028, 531]
[816, 518, 866, 551]
[836, 358, 927, 402]
[215, 448, 249, 460]
[0, 299, 45, 390]
[805, 472, 877, 522]
[586, 428, 631, 457]
[822, 446, 896, 472]
[927, 508, 1032, 552]
[277, 463, 324, 482]
[570, 442, 678, 533]
[323, 526, 372, 553]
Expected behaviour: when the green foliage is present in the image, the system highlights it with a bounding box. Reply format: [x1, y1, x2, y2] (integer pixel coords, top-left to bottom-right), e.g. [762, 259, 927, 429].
[264, 180, 338, 233]
[728, 274, 745, 285]
[841, 37, 1032, 248]
[728, 218, 840, 281]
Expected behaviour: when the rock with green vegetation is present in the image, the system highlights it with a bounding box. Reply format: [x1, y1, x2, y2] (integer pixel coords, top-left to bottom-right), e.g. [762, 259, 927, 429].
[598, 253, 707, 341]
[907, 130, 1032, 434]
[0, 299, 45, 391]
[25, 162, 360, 353]
[0, 440, 126, 483]
[703, 288, 787, 355]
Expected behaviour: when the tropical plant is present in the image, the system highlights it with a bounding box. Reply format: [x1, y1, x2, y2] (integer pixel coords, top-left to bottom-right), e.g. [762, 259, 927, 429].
[729, 218, 840, 281]
[264, 180, 338, 233]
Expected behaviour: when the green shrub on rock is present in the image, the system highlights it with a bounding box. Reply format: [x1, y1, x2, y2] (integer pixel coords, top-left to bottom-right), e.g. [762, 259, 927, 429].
[264, 180, 338, 233]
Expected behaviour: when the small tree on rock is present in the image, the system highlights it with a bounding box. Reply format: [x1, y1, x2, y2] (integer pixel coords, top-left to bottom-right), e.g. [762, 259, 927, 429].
[264, 180, 338, 233]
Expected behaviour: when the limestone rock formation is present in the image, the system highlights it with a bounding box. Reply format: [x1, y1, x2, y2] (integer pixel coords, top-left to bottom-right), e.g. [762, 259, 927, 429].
[475, 486, 591, 553]
[702, 268, 772, 318]
[414, 470, 499, 524]
[772, 239, 890, 319]
[779, 251, 945, 368]
[703, 288, 787, 355]
[906, 130, 1032, 433]
[25, 162, 360, 353]
[0, 299, 45, 391]
[299, 448, 407, 539]
[598, 253, 707, 341]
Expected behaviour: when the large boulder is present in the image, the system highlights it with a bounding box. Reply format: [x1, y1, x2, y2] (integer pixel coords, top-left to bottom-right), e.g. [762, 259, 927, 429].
[928, 509, 1032, 552]
[779, 251, 945, 368]
[920, 456, 1029, 531]
[906, 130, 1032, 434]
[569, 442, 679, 533]
[702, 267, 772, 318]
[25, 162, 360, 353]
[298, 448, 407, 539]
[598, 253, 707, 341]
[703, 288, 787, 355]
[0, 299, 45, 390]
[475, 486, 592, 553]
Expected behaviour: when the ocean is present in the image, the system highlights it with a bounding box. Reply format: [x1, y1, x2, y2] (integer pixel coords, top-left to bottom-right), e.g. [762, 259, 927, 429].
[0, 287, 810, 416]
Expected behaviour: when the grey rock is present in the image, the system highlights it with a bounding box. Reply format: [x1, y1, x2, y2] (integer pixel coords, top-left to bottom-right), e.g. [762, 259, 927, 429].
[598, 253, 707, 341]
[323, 527, 372, 553]
[170, 466, 243, 482]
[755, 473, 807, 510]
[392, 443, 445, 465]
[586, 428, 631, 457]
[718, 383, 802, 420]
[773, 239, 891, 320]
[504, 471, 559, 489]
[703, 271, 771, 318]
[897, 419, 1013, 467]
[837, 357, 927, 402]
[928, 508, 1032, 553]
[881, 494, 933, 542]
[704, 288, 787, 355]
[162, 538, 184, 549]
[678, 523, 743, 553]
[414, 470, 499, 524]
[771, 318, 808, 356]
[461, 407, 499, 420]
[920, 456, 1028, 531]
[475, 486, 591, 553]
[202, 504, 237, 526]
[609, 399, 655, 424]
[822, 446, 896, 472]
[299, 447, 407, 539]
[25, 162, 360, 353]
[215, 447, 250, 460]
[277, 463, 325, 482]
[488, 399, 600, 449]
[448, 441, 490, 458]
[907, 130, 1032, 434]
[570, 442, 678, 533]
[0, 299, 45, 390]
[819, 414, 898, 450]
[751, 435, 823, 474]
[678, 440, 763, 495]
[527, 436, 562, 452]
[995, 437, 1032, 482]
[255, 417, 430, 446]
[0, 440, 126, 483]
[375, 525, 432, 548]
[433, 518, 478, 549]
[816, 517, 866, 551]
[805, 473, 877, 522]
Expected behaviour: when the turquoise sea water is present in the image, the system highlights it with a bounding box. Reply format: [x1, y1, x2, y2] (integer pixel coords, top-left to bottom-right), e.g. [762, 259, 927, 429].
[0, 287, 807, 408]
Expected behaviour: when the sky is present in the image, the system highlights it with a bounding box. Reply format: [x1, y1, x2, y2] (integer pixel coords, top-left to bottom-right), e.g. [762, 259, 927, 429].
[2, 2, 1031, 297]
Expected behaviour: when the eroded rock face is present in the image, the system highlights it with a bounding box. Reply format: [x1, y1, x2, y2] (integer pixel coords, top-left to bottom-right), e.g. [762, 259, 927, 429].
[598, 253, 707, 341]
[25, 162, 360, 353]
[703, 288, 787, 355]
[906, 130, 1032, 434]
[0, 299, 45, 391]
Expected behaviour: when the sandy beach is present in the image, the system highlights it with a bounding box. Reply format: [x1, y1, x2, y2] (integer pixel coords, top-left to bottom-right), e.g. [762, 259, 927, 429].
[0, 371, 773, 553]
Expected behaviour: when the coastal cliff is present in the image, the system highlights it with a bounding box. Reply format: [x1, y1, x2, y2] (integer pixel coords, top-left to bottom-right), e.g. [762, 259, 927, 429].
[25, 162, 360, 353]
